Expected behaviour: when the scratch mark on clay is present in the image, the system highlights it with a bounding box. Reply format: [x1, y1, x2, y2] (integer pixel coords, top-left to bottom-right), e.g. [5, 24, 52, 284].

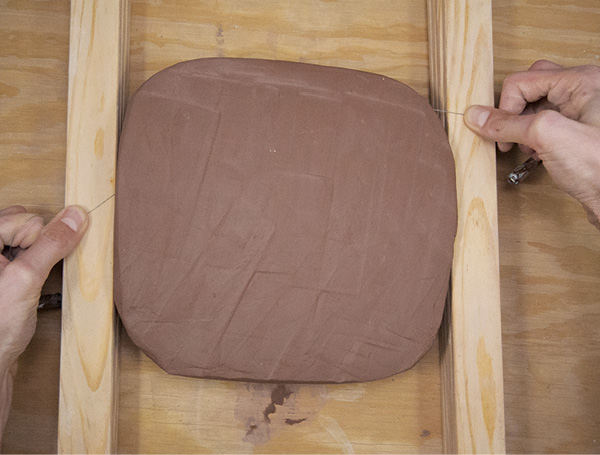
[212, 270, 256, 350]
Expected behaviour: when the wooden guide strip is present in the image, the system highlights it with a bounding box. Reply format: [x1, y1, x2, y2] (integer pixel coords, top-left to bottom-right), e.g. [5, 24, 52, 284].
[58, 0, 130, 452]
[427, 0, 506, 453]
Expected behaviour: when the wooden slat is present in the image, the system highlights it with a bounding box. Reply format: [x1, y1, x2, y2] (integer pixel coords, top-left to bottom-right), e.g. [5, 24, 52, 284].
[58, 0, 129, 452]
[427, 0, 506, 453]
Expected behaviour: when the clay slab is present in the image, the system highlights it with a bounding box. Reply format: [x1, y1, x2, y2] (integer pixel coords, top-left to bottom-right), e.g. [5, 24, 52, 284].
[114, 58, 457, 383]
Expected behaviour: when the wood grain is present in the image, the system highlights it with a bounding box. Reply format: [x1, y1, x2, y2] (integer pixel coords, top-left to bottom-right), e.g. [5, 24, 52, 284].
[492, 0, 600, 99]
[127, 0, 430, 96]
[2, 0, 600, 454]
[118, 331, 442, 454]
[491, 1, 600, 452]
[428, 0, 505, 452]
[0, 2, 70, 221]
[496, 156, 600, 453]
[57, 0, 129, 452]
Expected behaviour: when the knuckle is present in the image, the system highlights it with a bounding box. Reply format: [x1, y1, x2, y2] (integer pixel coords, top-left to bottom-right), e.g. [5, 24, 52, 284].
[580, 65, 600, 87]
[502, 73, 519, 90]
[530, 59, 550, 70]
[0, 213, 43, 235]
[24, 215, 45, 232]
[0, 218, 17, 239]
[6, 205, 26, 213]
[569, 65, 600, 86]
[528, 110, 562, 147]
[7, 259, 42, 288]
[29, 215, 44, 226]
[500, 73, 529, 110]
[20, 216, 45, 247]
[0, 205, 26, 216]
[505, 70, 528, 85]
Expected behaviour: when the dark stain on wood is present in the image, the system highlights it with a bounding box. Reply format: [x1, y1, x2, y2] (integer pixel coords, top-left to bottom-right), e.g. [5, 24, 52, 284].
[263, 384, 293, 423]
[285, 418, 307, 426]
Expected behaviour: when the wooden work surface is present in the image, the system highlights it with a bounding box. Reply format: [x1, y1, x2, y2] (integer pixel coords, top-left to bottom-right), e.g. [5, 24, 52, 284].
[1, 0, 600, 453]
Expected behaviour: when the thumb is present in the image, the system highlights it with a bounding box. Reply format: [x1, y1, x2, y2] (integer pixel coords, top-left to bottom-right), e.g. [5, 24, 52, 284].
[464, 105, 569, 155]
[9, 206, 89, 288]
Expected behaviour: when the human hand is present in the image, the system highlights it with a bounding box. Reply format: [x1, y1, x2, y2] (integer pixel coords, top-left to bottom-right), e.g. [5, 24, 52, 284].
[0, 205, 89, 368]
[463, 60, 600, 229]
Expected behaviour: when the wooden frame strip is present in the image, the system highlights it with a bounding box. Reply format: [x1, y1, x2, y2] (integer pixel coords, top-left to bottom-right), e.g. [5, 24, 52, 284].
[427, 0, 506, 453]
[58, 0, 130, 452]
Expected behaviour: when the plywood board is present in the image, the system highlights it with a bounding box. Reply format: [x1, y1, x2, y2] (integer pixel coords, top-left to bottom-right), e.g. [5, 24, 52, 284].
[2, 1, 600, 454]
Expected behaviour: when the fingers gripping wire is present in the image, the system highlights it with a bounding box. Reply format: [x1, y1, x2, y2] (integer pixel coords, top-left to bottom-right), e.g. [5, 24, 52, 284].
[432, 108, 542, 184]
[3, 194, 116, 309]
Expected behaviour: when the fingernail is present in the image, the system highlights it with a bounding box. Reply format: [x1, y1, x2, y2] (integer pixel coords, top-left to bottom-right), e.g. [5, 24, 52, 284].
[465, 106, 491, 128]
[61, 206, 86, 232]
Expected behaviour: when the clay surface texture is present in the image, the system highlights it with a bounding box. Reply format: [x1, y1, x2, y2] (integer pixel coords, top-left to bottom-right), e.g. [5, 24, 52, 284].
[114, 58, 457, 383]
